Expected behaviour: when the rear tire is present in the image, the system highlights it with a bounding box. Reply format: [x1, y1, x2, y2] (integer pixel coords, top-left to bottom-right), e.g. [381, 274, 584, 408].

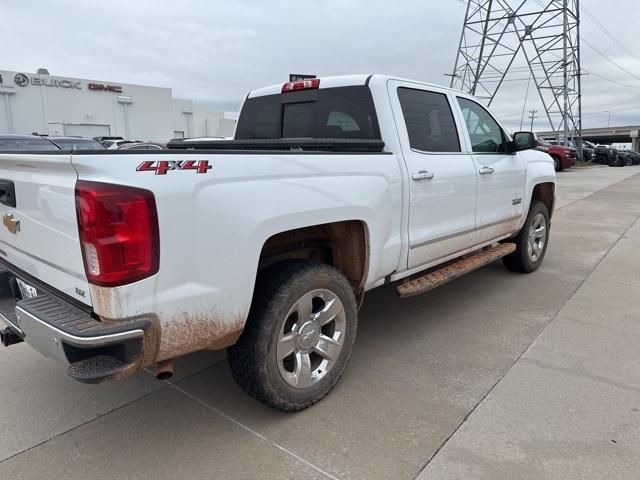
[502, 201, 550, 273]
[227, 260, 358, 411]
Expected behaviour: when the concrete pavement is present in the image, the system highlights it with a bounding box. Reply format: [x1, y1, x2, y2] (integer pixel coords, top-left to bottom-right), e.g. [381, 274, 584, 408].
[0, 166, 639, 479]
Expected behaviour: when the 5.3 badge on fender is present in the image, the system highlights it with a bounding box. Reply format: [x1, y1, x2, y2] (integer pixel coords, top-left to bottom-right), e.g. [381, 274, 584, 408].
[136, 160, 212, 175]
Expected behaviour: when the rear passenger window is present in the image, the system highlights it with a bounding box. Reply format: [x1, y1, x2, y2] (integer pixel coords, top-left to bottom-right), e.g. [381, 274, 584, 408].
[397, 88, 461, 152]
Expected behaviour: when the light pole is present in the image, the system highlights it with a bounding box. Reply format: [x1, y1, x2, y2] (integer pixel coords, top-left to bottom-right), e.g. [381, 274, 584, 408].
[603, 110, 611, 127]
[529, 109, 539, 132]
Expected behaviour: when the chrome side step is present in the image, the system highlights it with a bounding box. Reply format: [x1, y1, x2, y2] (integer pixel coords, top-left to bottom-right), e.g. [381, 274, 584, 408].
[396, 243, 516, 298]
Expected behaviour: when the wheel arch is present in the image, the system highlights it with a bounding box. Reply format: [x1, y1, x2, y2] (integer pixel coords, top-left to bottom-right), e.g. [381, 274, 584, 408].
[531, 182, 555, 218]
[257, 220, 370, 304]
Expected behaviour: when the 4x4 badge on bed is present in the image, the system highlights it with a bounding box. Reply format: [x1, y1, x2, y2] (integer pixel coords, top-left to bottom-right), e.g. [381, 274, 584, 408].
[136, 160, 212, 175]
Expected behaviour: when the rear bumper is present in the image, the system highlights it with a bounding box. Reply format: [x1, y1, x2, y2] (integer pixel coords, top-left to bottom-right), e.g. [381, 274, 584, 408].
[0, 264, 150, 383]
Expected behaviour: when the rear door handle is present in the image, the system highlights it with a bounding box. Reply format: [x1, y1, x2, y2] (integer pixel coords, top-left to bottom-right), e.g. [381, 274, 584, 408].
[412, 170, 434, 181]
[479, 166, 495, 175]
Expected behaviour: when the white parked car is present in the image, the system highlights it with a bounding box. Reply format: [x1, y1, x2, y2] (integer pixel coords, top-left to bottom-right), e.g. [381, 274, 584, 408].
[0, 74, 555, 411]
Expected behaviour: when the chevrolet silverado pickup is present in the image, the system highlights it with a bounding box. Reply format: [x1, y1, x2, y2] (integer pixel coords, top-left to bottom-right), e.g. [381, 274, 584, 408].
[0, 75, 556, 411]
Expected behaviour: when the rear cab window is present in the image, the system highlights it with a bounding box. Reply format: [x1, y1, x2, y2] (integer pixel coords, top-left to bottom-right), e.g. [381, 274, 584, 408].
[235, 86, 381, 140]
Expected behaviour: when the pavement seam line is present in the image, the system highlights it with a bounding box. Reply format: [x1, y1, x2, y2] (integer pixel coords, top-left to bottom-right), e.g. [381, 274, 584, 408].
[555, 170, 640, 212]
[413, 179, 640, 480]
[166, 381, 340, 480]
[0, 363, 223, 465]
[144, 357, 340, 478]
[0, 386, 165, 465]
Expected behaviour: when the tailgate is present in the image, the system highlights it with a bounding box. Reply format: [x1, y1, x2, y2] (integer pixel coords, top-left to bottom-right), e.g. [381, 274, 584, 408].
[0, 153, 90, 306]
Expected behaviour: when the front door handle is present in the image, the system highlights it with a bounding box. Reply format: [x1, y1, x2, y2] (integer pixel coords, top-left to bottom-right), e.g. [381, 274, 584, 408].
[412, 170, 434, 181]
[479, 166, 495, 175]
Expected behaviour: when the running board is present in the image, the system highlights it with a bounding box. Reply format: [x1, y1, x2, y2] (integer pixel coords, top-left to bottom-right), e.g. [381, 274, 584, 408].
[396, 243, 516, 298]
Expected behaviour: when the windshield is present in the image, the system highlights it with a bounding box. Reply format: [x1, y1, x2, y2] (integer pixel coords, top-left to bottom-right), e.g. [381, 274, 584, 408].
[0, 137, 58, 151]
[236, 86, 381, 140]
[52, 139, 105, 150]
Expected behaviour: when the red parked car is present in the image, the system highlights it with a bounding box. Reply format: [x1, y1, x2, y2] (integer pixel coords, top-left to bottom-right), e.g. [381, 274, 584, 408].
[536, 138, 576, 171]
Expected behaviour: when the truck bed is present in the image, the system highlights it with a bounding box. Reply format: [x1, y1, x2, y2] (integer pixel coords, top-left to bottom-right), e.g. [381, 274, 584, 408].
[166, 138, 386, 153]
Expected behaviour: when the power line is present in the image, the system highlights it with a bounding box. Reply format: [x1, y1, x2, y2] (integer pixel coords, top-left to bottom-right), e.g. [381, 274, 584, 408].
[583, 68, 640, 90]
[582, 102, 640, 114]
[581, 6, 640, 63]
[520, 73, 533, 130]
[584, 96, 640, 110]
[582, 38, 640, 84]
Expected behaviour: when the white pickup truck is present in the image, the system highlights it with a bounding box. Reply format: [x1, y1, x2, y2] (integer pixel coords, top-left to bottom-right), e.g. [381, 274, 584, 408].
[0, 75, 555, 411]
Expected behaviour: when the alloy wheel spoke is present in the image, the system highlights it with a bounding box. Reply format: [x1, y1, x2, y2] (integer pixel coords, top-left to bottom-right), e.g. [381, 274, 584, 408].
[293, 352, 312, 388]
[313, 334, 342, 362]
[295, 292, 314, 320]
[277, 332, 296, 361]
[532, 242, 541, 257]
[527, 240, 534, 259]
[315, 297, 341, 326]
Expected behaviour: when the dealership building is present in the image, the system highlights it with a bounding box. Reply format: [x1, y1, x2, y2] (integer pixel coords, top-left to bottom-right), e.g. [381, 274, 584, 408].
[0, 69, 237, 141]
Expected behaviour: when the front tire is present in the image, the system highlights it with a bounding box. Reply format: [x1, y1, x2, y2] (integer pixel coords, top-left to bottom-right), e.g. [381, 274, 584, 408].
[228, 260, 358, 411]
[552, 156, 563, 172]
[502, 201, 550, 273]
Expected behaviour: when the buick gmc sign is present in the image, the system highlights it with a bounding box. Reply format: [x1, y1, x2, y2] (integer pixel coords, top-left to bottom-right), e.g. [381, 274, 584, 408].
[14, 73, 81, 89]
[88, 83, 123, 93]
[11, 73, 122, 92]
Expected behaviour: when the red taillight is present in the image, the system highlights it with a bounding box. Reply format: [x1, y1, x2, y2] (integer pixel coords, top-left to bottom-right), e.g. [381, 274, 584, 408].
[281, 78, 320, 93]
[75, 180, 159, 287]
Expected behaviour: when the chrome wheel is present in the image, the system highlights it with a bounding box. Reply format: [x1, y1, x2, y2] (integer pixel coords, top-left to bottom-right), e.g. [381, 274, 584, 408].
[276, 289, 346, 389]
[527, 213, 547, 262]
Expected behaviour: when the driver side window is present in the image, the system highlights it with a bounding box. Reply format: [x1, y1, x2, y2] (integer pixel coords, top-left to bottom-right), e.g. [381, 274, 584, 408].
[457, 97, 506, 153]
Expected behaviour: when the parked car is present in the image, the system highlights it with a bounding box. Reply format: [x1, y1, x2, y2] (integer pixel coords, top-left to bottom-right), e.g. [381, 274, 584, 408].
[47, 136, 105, 151]
[538, 138, 575, 171]
[593, 144, 617, 166]
[117, 142, 165, 150]
[618, 150, 634, 166]
[93, 136, 123, 145]
[630, 152, 640, 165]
[104, 139, 137, 149]
[0, 134, 60, 151]
[0, 74, 556, 411]
[568, 139, 595, 162]
[182, 137, 227, 142]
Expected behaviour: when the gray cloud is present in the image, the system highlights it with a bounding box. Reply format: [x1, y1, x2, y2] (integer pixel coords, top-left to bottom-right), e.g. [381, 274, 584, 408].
[1, 0, 640, 129]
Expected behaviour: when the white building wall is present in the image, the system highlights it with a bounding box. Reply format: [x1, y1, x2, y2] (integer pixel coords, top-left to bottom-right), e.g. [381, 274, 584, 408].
[172, 99, 236, 138]
[0, 70, 235, 141]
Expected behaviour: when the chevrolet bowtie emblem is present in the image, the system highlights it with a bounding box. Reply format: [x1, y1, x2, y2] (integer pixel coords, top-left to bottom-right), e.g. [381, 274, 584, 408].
[3, 214, 20, 234]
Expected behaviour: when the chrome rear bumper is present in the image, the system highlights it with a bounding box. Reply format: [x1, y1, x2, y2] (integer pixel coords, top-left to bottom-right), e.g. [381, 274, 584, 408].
[0, 263, 149, 383]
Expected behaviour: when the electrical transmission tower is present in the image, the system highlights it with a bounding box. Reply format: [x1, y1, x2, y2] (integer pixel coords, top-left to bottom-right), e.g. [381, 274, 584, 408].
[450, 0, 582, 143]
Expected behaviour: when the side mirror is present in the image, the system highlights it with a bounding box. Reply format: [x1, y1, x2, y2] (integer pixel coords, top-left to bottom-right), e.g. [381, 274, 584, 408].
[509, 131, 536, 154]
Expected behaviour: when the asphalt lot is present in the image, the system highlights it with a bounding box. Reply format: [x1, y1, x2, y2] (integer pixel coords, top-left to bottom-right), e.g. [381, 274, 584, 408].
[1, 165, 639, 480]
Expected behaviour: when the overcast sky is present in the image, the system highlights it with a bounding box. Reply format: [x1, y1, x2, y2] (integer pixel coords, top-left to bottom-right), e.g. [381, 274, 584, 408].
[2, 0, 640, 131]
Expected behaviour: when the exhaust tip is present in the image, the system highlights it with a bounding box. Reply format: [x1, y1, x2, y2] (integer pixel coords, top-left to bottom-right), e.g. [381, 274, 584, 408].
[156, 370, 173, 380]
[155, 359, 174, 380]
[0, 327, 23, 347]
